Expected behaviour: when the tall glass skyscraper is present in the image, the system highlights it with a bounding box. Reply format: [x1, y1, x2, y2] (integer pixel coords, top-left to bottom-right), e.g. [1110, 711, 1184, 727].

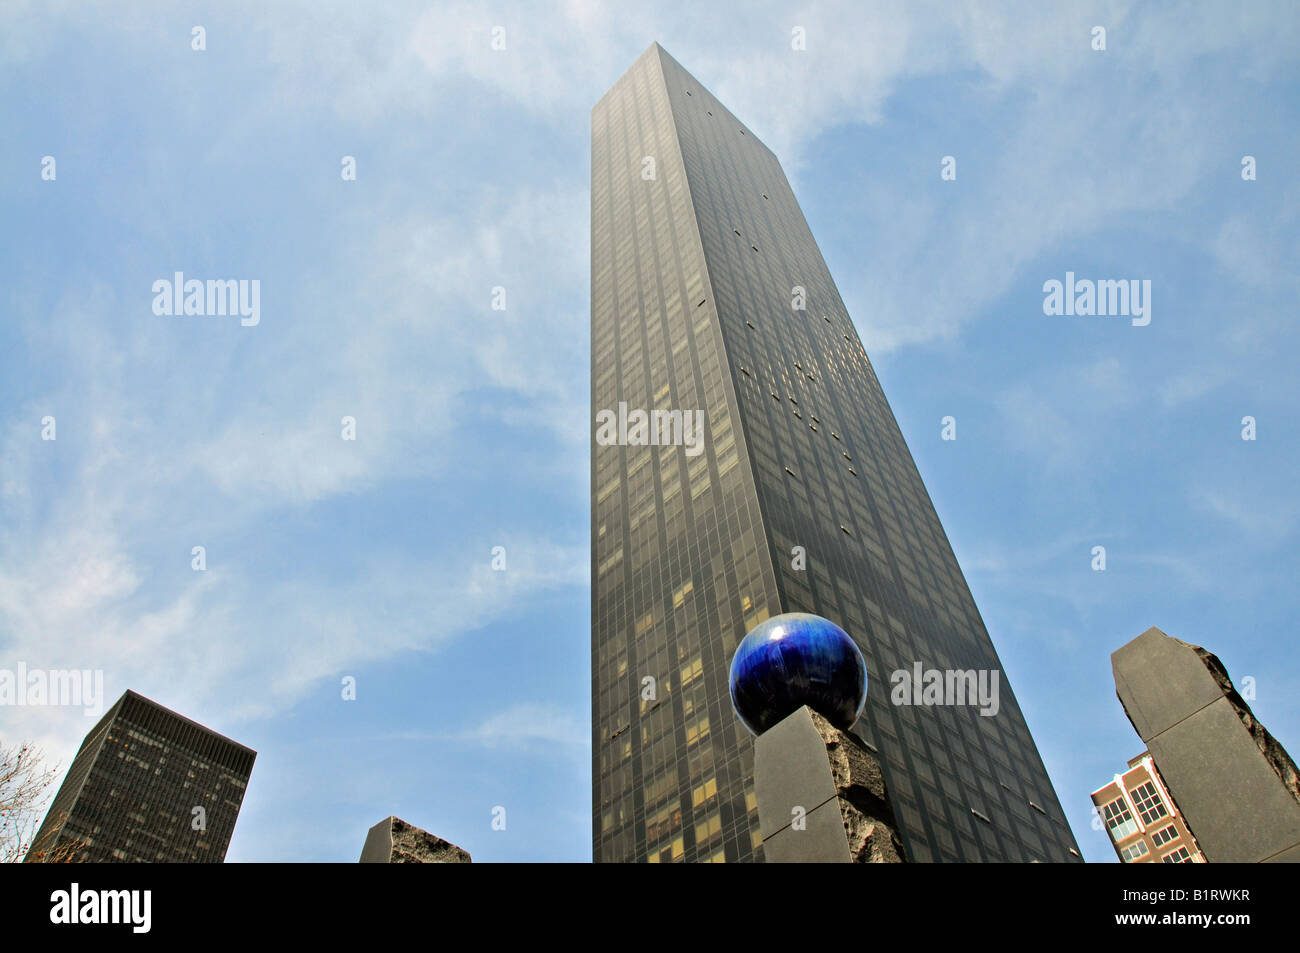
[591, 43, 1080, 863]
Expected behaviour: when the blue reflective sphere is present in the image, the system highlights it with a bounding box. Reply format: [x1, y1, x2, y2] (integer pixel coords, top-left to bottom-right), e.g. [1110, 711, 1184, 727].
[729, 613, 867, 735]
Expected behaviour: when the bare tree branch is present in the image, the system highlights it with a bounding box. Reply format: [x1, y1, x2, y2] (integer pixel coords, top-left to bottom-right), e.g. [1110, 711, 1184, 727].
[0, 739, 84, 863]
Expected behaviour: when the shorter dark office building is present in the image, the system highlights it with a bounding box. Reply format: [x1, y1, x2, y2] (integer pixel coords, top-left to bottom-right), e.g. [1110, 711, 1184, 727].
[1112, 627, 1300, 863]
[26, 689, 255, 862]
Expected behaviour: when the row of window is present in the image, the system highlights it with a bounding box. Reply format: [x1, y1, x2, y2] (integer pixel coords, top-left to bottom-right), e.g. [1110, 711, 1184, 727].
[1103, 779, 1171, 844]
[1101, 778, 1197, 862]
[1122, 839, 1194, 863]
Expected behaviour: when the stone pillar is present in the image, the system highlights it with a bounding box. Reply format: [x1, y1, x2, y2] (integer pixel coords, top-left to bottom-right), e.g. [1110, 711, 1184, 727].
[754, 705, 905, 863]
[1112, 626, 1300, 863]
[359, 816, 472, 863]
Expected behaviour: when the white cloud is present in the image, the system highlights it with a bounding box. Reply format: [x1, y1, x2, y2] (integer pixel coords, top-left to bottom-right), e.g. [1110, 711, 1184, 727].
[0, 177, 592, 764]
[0, 528, 587, 755]
[994, 384, 1080, 473]
[9, 1, 1294, 359]
[462, 703, 587, 749]
[1192, 488, 1299, 541]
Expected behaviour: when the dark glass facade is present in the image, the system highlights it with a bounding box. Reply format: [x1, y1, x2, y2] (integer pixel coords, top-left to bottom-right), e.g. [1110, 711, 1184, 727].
[27, 690, 255, 862]
[592, 43, 1080, 862]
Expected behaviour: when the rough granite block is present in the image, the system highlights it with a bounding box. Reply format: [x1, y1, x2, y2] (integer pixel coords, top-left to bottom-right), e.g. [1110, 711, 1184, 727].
[755, 706, 905, 863]
[359, 816, 471, 864]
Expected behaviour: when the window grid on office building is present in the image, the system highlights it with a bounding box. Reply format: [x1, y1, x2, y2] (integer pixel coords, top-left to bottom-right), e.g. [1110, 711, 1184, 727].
[1120, 841, 1149, 862]
[1151, 823, 1178, 847]
[1102, 797, 1138, 841]
[27, 691, 254, 863]
[1130, 781, 1168, 825]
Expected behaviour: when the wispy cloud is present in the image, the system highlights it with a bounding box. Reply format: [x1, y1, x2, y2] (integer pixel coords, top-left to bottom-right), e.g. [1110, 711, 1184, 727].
[461, 703, 587, 749]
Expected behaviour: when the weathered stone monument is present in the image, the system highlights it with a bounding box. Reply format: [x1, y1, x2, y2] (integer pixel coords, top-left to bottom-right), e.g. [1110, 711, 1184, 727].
[359, 816, 471, 864]
[1112, 626, 1300, 863]
[731, 612, 905, 863]
[755, 705, 905, 862]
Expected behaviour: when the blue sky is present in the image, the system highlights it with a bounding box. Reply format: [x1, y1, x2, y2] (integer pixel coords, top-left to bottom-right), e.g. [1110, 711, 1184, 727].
[1, 1, 1297, 863]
